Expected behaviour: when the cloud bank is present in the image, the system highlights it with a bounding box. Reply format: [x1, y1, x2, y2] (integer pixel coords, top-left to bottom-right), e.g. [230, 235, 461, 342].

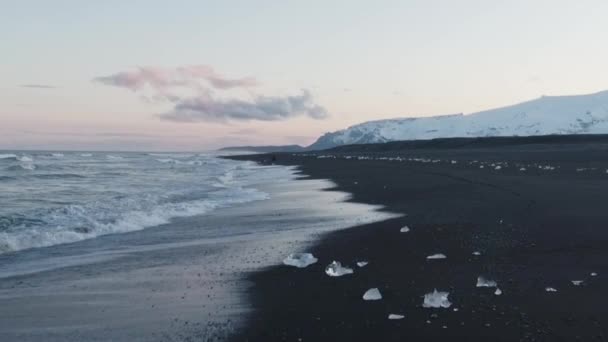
[94, 65, 328, 122]
[159, 90, 328, 122]
[21, 84, 56, 89]
[93, 65, 256, 91]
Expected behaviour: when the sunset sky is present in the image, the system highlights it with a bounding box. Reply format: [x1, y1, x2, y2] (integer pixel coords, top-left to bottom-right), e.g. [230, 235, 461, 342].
[2, 0, 608, 151]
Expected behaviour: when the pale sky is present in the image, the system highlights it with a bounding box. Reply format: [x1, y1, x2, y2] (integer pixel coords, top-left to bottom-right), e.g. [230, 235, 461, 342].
[2, 0, 608, 151]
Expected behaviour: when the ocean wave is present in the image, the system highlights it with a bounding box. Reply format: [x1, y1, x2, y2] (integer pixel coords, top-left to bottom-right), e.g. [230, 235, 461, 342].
[155, 158, 203, 166]
[7, 163, 36, 171]
[106, 155, 124, 160]
[28, 173, 86, 180]
[80, 153, 93, 157]
[0, 187, 269, 254]
[0, 154, 18, 160]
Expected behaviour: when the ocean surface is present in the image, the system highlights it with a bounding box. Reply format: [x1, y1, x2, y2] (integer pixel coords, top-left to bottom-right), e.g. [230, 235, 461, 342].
[0, 151, 396, 341]
[0, 151, 270, 254]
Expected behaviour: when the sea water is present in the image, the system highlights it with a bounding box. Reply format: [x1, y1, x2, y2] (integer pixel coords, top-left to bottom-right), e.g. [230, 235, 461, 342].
[0, 151, 269, 254]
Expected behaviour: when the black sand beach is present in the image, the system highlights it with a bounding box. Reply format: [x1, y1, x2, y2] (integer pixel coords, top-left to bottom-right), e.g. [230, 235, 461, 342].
[228, 136, 608, 341]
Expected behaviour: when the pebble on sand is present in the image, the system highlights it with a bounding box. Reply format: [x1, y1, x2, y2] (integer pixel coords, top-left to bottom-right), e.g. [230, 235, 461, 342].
[476, 276, 498, 288]
[426, 253, 447, 260]
[283, 253, 318, 268]
[325, 261, 354, 277]
[363, 288, 382, 301]
[422, 289, 452, 308]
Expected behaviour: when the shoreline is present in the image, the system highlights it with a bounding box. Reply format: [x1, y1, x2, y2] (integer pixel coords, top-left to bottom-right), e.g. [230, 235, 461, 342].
[227, 142, 608, 341]
[0, 161, 392, 341]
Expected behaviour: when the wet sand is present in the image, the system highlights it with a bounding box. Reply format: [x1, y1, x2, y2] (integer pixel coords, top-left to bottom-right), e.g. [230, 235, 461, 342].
[228, 137, 608, 341]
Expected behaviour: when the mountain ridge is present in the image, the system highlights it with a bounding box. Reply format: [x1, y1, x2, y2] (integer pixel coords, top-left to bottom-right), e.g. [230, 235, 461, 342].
[309, 90, 608, 150]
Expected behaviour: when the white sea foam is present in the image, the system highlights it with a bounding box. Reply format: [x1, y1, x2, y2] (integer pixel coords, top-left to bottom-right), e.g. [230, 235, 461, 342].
[0, 153, 18, 160]
[0, 187, 269, 254]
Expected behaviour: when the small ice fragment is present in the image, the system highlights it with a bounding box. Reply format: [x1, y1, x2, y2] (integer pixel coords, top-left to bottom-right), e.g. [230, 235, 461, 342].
[356, 261, 369, 267]
[400, 226, 410, 233]
[363, 288, 382, 301]
[571, 280, 584, 286]
[591, 272, 598, 277]
[495, 166, 502, 170]
[422, 289, 452, 308]
[472, 251, 481, 256]
[325, 261, 354, 277]
[453, 308, 459, 312]
[426, 253, 447, 260]
[519, 167, 526, 171]
[388, 314, 404, 320]
[545, 287, 557, 292]
[451, 160, 457, 164]
[476, 276, 498, 288]
[283, 253, 318, 268]
[480, 165, 485, 169]
[494, 288, 502, 295]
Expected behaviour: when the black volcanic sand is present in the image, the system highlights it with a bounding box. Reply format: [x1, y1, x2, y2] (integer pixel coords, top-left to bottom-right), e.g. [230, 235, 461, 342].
[227, 139, 608, 342]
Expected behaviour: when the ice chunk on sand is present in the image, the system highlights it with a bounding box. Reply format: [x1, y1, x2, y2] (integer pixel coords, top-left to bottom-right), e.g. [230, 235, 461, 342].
[545, 287, 557, 292]
[571, 280, 584, 286]
[494, 166, 502, 170]
[388, 314, 404, 320]
[283, 253, 318, 268]
[400, 226, 410, 233]
[356, 261, 369, 267]
[325, 261, 353, 277]
[494, 288, 502, 295]
[363, 288, 382, 301]
[472, 251, 481, 256]
[519, 167, 526, 171]
[423, 289, 452, 308]
[591, 272, 598, 277]
[427, 254, 447, 260]
[476, 276, 498, 288]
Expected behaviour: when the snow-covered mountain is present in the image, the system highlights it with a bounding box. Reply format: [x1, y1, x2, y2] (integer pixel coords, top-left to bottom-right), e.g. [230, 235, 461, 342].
[309, 90, 608, 150]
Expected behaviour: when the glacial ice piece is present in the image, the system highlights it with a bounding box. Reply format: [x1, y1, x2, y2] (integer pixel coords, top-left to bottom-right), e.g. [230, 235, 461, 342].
[591, 272, 598, 277]
[400, 226, 410, 233]
[476, 276, 498, 288]
[422, 289, 452, 308]
[426, 253, 447, 260]
[495, 166, 502, 170]
[325, 261, 354, 277]
[545, 287, 557, 292]
[356, 261, 369, 267]
[494, 288, 502, 295]
[388, 314, 404, 320]
[571, 280, 584, 286]
[472, 251, 481, 256]
[363, 288, 382, 301]
[283, 253, 318, 268]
